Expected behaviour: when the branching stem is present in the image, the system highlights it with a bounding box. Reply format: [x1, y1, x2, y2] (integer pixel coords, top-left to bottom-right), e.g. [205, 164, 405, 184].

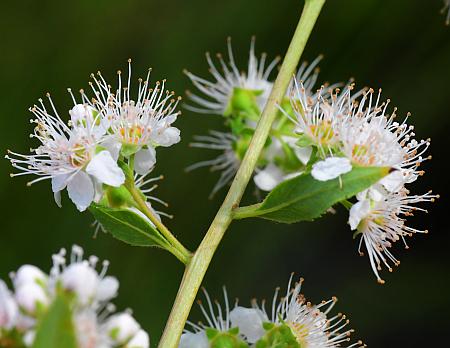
[158, 0, 326, 346]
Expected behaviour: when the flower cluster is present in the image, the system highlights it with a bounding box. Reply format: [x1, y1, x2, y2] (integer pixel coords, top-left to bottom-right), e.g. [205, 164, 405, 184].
[287, 82, 437, 283]
[0, 245, 149, 348]
[185, 39, 326, 196]
[185, 39, 437, 283]
[7, 60, 180, 212]
[180, 276, 364, 348]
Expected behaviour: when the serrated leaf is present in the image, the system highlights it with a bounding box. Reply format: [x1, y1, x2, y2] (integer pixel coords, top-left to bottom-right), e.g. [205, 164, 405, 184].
[32, 294, 77, 348]
[234, 165, 390, 223]
[89, 204, 168, 248]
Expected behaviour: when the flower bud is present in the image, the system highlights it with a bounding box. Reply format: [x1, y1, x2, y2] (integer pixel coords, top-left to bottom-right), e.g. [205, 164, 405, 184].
[13, 265, 47, 289]
[127, 329, 150, 348]
[229, 306, 266, 343]
[61, 262, 98, 305]
[96, 276, 119, 302]
[23, 330, 36, 346]
[179, 331, 208, 348]
[15, 283, 49, 314]
[0, 280, 18, 329]
[105, 312, 140, 344]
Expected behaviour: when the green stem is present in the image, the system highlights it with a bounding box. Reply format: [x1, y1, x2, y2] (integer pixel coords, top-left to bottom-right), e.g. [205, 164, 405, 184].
[126, 183, 192, 264]
[232, 203, 262, 220]
[160, 240, 191, 265]
[158, 1, 326, 346]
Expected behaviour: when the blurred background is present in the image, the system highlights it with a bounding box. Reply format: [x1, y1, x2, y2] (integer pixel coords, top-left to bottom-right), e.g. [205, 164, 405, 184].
[1, 0, 449, 346]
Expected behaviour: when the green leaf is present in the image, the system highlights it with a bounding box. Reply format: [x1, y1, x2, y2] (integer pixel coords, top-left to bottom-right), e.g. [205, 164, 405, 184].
[89, 203, 168, 248]
[32, 294, 77, 348]
[234, 165, 391, 223]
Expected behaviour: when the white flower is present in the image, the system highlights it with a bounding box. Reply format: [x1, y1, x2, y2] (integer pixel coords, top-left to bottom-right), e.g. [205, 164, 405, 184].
[127, 329, 150, 348]
[104, 312, 140, 344]
[50, 245, 119, 305]
[349, 189, 438, 283]
[288, 79, 349, 156]
[0, 280, 18, 330]
[185, 37, 279, 115]
[229, 306, 266, 343]
[1, 245, 150, 347]
[254, 163, 286, 191]
[12, 265, 47, 289]
[186, 131, 240, 198]
[181, 288, 248, 347]
[348, 199, 371, 230]
[61, 263, 99, 306]
[88, 60, 181, 175]
[6, 94, 125, 211]
[73, 309, 102, 348]
[15, 283, 49, 314]
[311, 157, 352, 181]
[249, 276, 364, 347]
[337, 89, 430, 188]
[179, 331, 208, 348]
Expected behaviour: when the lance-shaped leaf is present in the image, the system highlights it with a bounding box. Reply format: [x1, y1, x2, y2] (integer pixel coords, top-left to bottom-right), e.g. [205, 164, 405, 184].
[89, 203, 168, 248]
[233, 165, 391, 223]
[32, 294, 77, 348]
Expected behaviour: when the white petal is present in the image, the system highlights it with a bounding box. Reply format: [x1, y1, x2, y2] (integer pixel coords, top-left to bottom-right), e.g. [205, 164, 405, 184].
[348, 199, 371, 230]
[153, 127, 181, 147]
[229, 306, 267, 343]
[23, 330, 36, 346]
[356, 189, 368, 201]
[102, 138, 122, 162]
[93, 179, 104, 203]
[61, 263, 99, 305]
[15, 283, 49, 314]
[67, 171, 95, 212]
[105, 312, 140, 344]
[73, 310, 98, 348]
[51, 174, 69, 192]
[254, 164, 284, 191]
[127, 329, 150, 348]
[294, 145, 313, 165]
[368, 185, 386, 202]
[13, 265, 47, 289]
[69, 104, 88, 123]
[54, 191, 62, 208]
[379, 170, 404, 192]
[96, 276, 119, 302]
[134, 148, 156, 175]
[179, 331, 208, 348]
[0, 280, 18, 329]
[52, 172, 69, 207]
[86, 150, 125, 187]
[264, 138, 283, 161]
[311, 157, 352, 181]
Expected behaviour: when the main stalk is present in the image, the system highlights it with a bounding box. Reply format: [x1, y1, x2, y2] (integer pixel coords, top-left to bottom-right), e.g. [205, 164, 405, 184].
[158, 1, 326, 346]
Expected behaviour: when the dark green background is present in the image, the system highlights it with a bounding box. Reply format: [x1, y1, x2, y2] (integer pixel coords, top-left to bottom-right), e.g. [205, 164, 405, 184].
[1, 0, 449, 346]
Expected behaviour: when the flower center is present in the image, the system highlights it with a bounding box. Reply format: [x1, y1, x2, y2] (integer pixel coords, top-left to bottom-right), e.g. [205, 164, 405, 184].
[351, 144, 376, 165]
[119, 125, 145, 144]
[310, 121, 334, 145]
[288, 322, 309, 347]
[70, 144, 91, 168]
